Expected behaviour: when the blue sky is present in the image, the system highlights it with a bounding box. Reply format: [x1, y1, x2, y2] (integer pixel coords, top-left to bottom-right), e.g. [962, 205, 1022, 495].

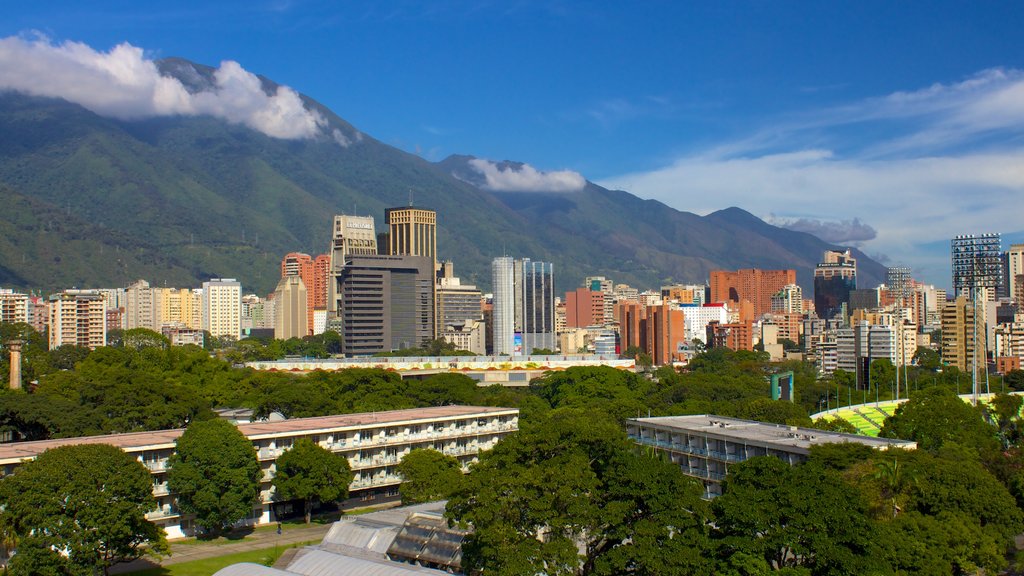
[3, 1, 1024, 288]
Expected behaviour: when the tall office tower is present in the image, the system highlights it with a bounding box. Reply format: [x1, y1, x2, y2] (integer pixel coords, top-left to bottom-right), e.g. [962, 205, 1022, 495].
[770, 284, 803, 314]
[615, 301, 647, 352]
[952, 234, 1002, 301]
[202, 279, 242, 340]
[273, 275, 307, 340]
[328, 215, 378, 315]
[124, 279, 156, 330]
[709, 269, 797, 319]
[1006, 243, 1024, 303]
[436, 261, 483, 328]
[565, 288, 605, 328]
[886, 266, 912, 305]
[814, 250, 857, 321]
[491, 257, 516, 355]
[48, 290, 107, 350]
[516, 259, 556, 354]
[386, 207, 436, 263]
[0, 289, 29, 324]
[338, 255, 435, 355]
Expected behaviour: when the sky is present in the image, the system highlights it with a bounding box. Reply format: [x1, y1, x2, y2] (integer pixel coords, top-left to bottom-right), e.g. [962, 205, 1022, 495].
[2, 1, 1024, 289]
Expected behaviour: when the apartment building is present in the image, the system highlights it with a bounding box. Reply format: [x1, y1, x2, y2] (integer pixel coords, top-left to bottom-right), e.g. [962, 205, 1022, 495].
[47, 290, 107, 349]
[0, 406, 519, 540]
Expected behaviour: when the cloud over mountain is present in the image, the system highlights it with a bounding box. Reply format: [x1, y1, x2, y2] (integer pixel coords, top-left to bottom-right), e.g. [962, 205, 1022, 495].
[467, 158, 585, 192]
[774, 217, 877, 245]
[0, 34, 329, 140]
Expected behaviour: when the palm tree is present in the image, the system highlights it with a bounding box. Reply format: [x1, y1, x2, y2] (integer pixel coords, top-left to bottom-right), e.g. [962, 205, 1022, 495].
[873, 457, 916, 518]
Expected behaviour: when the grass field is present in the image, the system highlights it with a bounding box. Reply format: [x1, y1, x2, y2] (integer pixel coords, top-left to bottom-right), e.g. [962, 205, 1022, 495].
[125, 540, 318, 576]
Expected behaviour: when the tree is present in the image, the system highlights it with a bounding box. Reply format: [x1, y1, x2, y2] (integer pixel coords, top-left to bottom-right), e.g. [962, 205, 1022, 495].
[912, 346, 941, 370]
[397, 448, 464, 505]
[880, 386, 998, 452]
[272, 438, 353, 523]
[712, 457, 885, 575]
[122, 328, 170, 350]
[0, 444, 167, 575]
[447, 409, 713, 575]
[167, 418, 261, 534]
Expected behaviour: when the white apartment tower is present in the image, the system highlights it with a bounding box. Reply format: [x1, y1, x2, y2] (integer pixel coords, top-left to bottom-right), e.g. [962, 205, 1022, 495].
[492, 257, 516, 355]
[202, 279, 242, 340]
[0, 289, 29, 325]
[48, 290, 107, 350]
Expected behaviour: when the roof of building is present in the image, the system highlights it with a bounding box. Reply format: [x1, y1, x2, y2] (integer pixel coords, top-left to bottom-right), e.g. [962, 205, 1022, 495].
[630, 415, 916, 452]
[0, 406, 517, 464]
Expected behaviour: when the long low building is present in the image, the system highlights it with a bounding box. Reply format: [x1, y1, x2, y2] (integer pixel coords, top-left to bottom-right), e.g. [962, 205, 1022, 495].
[627, 415, 916, 499]
[0, 406, 519, 539]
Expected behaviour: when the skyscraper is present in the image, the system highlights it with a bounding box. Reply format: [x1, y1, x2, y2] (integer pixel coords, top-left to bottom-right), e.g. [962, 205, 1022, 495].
[951, 234, 1001, 300]
[491, 257, 515, 355]
[328, 215, 378, 316]
[709, 269, 797, 320]
[273, 275, 307, 340]
[516, 259, 556, 354]
[814, 250, 857, 321]
[202, 279, 242, 340]
[1005, 243, 1024, 303]
[385, 207, 436, 263]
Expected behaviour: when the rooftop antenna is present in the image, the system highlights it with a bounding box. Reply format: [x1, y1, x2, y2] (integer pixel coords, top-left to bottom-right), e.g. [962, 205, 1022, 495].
[409, 189, 414, 207]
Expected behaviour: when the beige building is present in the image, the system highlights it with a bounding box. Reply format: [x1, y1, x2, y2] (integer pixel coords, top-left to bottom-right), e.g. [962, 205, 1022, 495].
[328, 215, 378, 316]
[124, 279, 156, 330]
[48, 290, 107, 350]
[770, 284, 803, 314]
[202, 279, 241, 340]
[440, 319, 487, 355]
[941, 296, 983, 374]
[0, 406, 518, 540]
[0, 289, 29, 325]
[274, 275, 308, 340]
[386, 207, 436, 263]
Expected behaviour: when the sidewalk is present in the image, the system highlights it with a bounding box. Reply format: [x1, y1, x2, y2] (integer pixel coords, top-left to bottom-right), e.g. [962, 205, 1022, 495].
[110, 521, 333, 574]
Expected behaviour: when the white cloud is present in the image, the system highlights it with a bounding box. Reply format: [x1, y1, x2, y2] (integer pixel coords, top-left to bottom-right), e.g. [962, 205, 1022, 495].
[599, 70, 1024, 287]
[0, 34, 355, 142]
[467, 158, 586, 192]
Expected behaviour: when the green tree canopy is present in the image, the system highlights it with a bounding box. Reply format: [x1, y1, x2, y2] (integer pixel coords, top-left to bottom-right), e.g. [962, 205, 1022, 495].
[0, 444, 167, 575]
[167, 418, 261, 534]
[272, 438, 352, 523]
[397, 448, 464, 505]
[447, 409, 712, 575]
[880, 386, 998, 452]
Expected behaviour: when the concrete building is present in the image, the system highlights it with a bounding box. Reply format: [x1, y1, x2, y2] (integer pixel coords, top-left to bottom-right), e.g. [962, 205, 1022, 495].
[202, 279, 242, 340]
[440, 319, 487, 355]
[0, 406, 519, 540]
[1006, 244, 1024, 303]
[707, 321, 753, 352]
[627, 415, 915, 498]
[385, 207, 436, 264]
[328, 215, 379, 316]
[683, 303, 731, 345]
[941, 296, 983, 375]
[435, 262, 483, 328]
[709, 269, 797, 320]
[662, 284, 706, 306]
[770, 284, 803, 314]
[614, 283, 640, 303]
[281, 252, 330, 336]
[48, 290, 107, 350]
[565, 288, 604, 328]
[584, 276, 615, 324]
[616, 301, 646, 352]
[124, 279, 156, 331]
[274, 275, 308, 341]
[0, 289, 28, 325]
[338, 255, 435, 355]
[644, 304, 686, 365]
[492, 257, 515, 356]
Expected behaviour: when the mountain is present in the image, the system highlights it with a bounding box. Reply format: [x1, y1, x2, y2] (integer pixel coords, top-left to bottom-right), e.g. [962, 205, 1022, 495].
[0, 59, 884, 295]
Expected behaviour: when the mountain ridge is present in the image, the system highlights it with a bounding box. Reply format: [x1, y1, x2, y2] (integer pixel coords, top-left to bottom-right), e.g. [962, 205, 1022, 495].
[0, 59, 885, 295]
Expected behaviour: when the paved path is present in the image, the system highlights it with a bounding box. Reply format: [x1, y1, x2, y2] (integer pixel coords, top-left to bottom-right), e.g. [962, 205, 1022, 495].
[110, 522, 333, 574]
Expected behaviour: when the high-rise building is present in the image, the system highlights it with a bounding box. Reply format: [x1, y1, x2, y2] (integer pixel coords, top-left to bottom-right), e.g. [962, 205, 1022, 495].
[770, 284, 803, 314]
[202, 279, 242, 340]
[814, 250, 857, 321]
[516, 259, 556, 354]
[584, 276, 615, 324]
[941, 296, 983, 375]
[338, 255, 435, 355]
[273, 275, 308, 340]
[1005, 244, 1024, 303]
[124, 279, 155, 331]
[952, 234, 1002, 300]
[281, 252, 331, 336]
[491, 257, 515, 356]
[435, 261, 483, 328]
[565, 288, 605, 328]
[385, 207, 436, 263]
[644, 304, 686, 365]
[709, 269, 797, 320]
[328, 215, 378, 316]
[48, 290, 107, 350]
[0, 289, 28, 325]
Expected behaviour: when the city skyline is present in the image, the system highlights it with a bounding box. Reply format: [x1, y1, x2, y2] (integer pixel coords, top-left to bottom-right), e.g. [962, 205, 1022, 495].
[2, 2, 1023, 288]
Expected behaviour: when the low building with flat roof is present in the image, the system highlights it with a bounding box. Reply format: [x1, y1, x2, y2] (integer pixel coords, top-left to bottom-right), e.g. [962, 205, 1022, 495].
[627, 415, 915, 499]
[0, 406, 518, 539]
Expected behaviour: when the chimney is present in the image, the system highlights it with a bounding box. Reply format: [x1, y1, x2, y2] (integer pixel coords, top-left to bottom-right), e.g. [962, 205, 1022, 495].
[8, 340, 23, 390]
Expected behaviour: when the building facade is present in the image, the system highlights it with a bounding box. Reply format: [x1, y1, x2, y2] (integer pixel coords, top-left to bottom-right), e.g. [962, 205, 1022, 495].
[627, 415, 915, 498]
[515, 259, 556, 354]
[814, 250, 857, 320]
[202, 279, 242, 340]
[274, 275, 308, 341]
[48, 290, 107, 350]
[0, 406, 519, 540]
[709, 269, 797, 321]
[491, 257, 516, 356]
[0, 289, 28, 325]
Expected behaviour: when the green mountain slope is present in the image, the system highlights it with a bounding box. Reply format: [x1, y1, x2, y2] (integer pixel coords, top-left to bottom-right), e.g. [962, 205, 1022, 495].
[0, 62, 885, 295]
